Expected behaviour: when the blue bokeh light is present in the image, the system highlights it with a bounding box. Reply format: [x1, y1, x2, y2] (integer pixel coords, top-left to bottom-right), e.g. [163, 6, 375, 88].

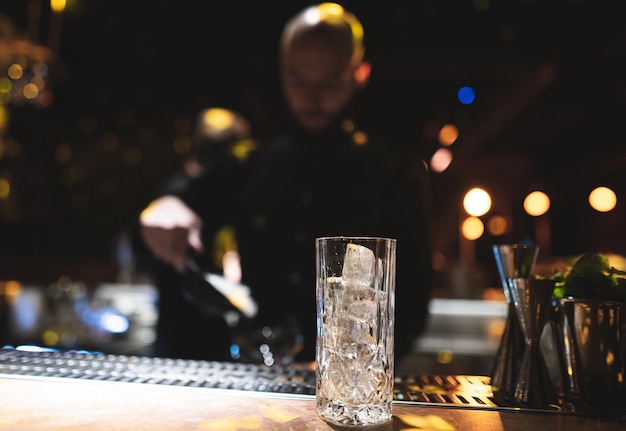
[457, 86, 476, 105]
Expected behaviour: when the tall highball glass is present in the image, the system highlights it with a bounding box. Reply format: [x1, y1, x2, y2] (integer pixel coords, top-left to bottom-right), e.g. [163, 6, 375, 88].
[315, 236, 396, 427]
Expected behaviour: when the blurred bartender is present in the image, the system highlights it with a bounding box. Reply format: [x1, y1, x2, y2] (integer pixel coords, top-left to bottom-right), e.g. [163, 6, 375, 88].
[138, 107, 254, 361]
[138, 2, 433, 363]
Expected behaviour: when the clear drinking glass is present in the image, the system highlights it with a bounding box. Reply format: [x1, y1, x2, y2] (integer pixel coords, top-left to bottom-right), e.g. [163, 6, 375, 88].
[315, 236, 396, 427]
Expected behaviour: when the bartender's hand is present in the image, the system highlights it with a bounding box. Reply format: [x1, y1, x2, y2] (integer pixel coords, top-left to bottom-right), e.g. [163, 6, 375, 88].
[139, 195, 203, 272]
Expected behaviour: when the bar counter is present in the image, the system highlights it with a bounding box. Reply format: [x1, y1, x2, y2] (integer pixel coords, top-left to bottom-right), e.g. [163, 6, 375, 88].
[1, 375, 623, 431]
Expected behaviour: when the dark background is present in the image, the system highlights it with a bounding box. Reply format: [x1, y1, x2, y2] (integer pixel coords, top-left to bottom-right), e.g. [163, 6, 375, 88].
[1, 0, 625, 283]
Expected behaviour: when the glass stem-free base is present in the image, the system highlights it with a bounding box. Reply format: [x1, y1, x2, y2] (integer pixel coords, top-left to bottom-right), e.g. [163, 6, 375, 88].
[317, 397, 392, 427]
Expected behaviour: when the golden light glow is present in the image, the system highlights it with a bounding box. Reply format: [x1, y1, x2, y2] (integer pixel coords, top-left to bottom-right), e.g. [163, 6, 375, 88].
[259, 401, 299, 423]
[43, 330, 59, 346]
[352, 130, 368, 145]
[200, 416, 261, 430]
[0, 280, 21, 299]
[396, 414, 457, 430]
[438, 124, 458, 146]
[341, 119, 355, 133]
[523, 191, 550, 216]
[463, 187, 491, 217]
[437, 349, 453, 364]
[589, 186, 617, 212]
[606, 350, 614, 366]
[203, 108, 234, 131]
[0, 105, 8, 131]
[0, 178, 10, 199]
[0, 77, 12, 94]
[50, 0, 67, 13]
[487, 214, 509, 236]
[461, 216, 484, 240]
[7, 64, 23, 80]
[22, 83, 39, 99]
[231, 139, 257, 162]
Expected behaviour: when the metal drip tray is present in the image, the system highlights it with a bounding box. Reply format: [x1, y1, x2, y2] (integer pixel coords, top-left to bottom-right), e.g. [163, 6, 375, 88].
[0, 346, 621, 420]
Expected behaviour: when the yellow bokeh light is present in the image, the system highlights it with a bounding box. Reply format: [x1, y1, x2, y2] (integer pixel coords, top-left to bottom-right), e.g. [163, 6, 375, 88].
[43, 329, 59, 346]
[50, 0, 67, 13]
[203, 108, 234, 131]
[8, 64, 24, 80]
[463, 187, 491, 217]
[22, 83, 39, 100]
[342, 119, 355, 133]
[352, 130, 368, 145]
[0, 77, 12, 93]
[438, 124, 459, 146]
[524, 190, 550, 216]
[461, 216, 484, 240]
[0, 178, 10, 199]
[437, 349, 453, 364]
[0, 105, 8, 131]
[589, 186, 617, 212]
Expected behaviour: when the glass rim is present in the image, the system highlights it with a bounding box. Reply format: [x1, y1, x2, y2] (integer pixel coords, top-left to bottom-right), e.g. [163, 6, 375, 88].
[316, 236, 396, 243]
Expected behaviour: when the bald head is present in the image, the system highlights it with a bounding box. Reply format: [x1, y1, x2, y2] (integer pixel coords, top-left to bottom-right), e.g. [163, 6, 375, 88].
[279, 3, 370, 131]
[280, 2, 365, 68]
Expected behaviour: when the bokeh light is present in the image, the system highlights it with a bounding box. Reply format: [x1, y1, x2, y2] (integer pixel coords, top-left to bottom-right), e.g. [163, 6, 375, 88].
[430, 147, 453, 173]
[457, 86, 476, 105]
[463, 187, 491, 217]
[0, 177, 10, 199]
[487, 214, 509, 236]
[50, 0, 67, 13]
[589, 186, 617, 212]
[438, 124, 459, 146]
[523, 191, 550, 216]
[461, 216, 484, 240]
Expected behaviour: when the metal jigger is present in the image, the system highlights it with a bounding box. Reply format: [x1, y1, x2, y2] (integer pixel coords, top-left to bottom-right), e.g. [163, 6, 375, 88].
[508, 277, 556, 406]
[490, 244, 539, 400]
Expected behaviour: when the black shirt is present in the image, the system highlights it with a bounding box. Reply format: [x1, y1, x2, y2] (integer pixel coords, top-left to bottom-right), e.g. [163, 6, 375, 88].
[233, 121, 433, 362]
[140, 119, 433, 363]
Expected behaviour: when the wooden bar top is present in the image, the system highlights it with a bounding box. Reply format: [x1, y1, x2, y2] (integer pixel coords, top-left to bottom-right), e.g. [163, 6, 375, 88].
[0, 376, 623, 431]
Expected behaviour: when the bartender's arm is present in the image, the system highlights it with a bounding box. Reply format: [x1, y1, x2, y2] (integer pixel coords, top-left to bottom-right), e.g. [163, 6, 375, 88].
[139, 195, 204, 272]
